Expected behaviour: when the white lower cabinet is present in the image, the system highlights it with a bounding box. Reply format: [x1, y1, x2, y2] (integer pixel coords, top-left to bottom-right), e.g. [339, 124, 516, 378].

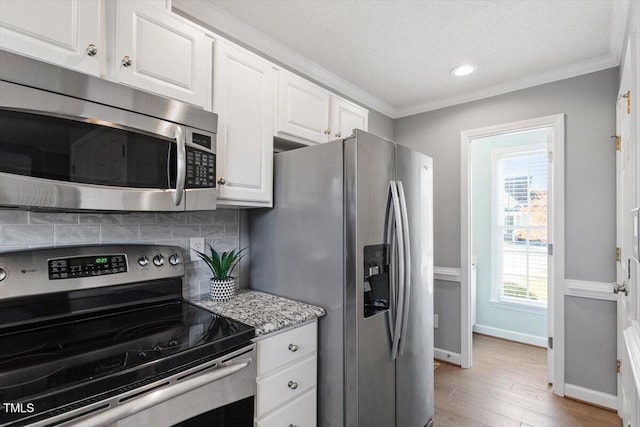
[255, 321, 318, 427]
[256, 389, 317, 427]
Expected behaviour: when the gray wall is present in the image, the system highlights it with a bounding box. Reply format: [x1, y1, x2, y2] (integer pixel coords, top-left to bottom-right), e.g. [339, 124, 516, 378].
[434, 280, 461, 353]
[368, 108, 395, 141]
[395, 67, 618, 281]
[396, 68, 619, 393]
[0, 209, 242, 297]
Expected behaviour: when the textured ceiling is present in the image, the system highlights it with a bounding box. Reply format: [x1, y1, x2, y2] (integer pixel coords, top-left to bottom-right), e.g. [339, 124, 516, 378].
[182, 0, 624, 117]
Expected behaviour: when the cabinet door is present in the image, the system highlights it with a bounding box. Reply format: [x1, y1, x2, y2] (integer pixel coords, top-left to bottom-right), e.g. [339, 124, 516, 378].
[0, 0, 101, 75]
[331, 95, 369, 140]
[256, 388, 317, 427]
[214, 40, 275, 206]
[277, 70, 330, 144]
[116, 1, 209, 108]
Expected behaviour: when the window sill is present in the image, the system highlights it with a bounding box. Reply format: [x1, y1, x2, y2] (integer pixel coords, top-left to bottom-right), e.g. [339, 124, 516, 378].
[489, 298, 548, 315]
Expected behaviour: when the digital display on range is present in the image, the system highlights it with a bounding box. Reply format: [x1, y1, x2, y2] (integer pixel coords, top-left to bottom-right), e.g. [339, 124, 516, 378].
[191, 132, 212, 149]
[49, 255, 127, 280]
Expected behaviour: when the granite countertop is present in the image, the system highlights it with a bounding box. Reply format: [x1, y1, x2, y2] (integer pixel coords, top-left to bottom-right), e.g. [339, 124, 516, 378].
[189, 290, 326, 336]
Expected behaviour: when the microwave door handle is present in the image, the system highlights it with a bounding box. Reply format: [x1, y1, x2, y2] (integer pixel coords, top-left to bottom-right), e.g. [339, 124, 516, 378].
[173, 126, 186, 206]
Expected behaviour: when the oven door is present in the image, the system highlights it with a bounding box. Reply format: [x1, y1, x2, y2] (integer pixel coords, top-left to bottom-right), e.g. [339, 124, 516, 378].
[0, 81, 216, 212]
[31, 345, 257, 427]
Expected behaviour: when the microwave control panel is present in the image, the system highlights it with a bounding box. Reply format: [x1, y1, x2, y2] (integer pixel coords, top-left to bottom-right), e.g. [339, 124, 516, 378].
[186, 148, 216, 188]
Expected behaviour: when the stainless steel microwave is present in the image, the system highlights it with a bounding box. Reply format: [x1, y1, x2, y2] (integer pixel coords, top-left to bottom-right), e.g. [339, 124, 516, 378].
[0, 50, 217, 212]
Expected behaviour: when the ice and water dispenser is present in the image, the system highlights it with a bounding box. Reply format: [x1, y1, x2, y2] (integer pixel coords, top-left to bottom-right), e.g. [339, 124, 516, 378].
[363, 244, 390, 318]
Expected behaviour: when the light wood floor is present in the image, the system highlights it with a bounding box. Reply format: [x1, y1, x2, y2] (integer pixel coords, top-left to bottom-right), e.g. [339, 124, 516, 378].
[434, 334, 621, 427]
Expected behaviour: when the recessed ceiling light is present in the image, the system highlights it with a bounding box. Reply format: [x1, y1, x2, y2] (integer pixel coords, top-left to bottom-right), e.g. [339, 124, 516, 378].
[451, 64, 476, 77]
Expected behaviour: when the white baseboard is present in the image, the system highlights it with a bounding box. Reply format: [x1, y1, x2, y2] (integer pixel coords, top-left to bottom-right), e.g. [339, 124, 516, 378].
[564, 383, 618, 410]
[434, 347, 461, 365]
[473, 324, 547, 348]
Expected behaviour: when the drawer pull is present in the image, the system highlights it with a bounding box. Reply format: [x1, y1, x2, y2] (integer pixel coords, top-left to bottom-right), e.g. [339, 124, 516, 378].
[288, 380, 299, 390]
[289, 425, 298, 427]
[288, 344, 299, 352]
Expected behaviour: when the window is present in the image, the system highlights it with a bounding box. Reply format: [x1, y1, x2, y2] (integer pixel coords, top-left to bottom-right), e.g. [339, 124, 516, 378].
[492, 143, 548, 305]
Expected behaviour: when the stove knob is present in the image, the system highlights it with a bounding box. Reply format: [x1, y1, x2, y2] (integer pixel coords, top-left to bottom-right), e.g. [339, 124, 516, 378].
[138, 256, 149, 267]
[153, 254, 165, 267]
[153, 345, 162, 351]
[169, 254, 180, 266]
[138, 351, 147, 359]
[169, 339, 179, 347]
[0, 267, 6, 282]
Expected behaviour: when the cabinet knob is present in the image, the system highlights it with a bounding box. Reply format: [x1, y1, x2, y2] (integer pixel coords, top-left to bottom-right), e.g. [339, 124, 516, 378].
[287, 380, 299, 390]
[122, 56, 133, 67]
[334, 132, 342, 138]
[288, 344, 298, 352]
[289, 425, 297, 427]
[324, 129, 331, 135]
[217, 178, 226, 185]
[86, 44, 98, 57]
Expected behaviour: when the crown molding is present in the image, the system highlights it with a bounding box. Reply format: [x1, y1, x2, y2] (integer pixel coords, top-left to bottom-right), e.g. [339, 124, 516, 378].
[173, 0, 624, 120]
[172, 0, 396, 117]
[395, 53, 619, 118]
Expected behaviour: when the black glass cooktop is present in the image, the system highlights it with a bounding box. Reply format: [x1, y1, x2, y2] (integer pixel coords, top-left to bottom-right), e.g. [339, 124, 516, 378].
[0, 299, 254, 425]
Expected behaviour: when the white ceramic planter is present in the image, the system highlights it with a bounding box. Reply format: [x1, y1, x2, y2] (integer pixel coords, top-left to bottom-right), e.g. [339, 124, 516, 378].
[209, 278, 237, 301]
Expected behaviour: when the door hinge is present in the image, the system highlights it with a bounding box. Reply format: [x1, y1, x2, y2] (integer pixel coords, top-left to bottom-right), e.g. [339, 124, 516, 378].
[548, 337, 553, 349]
[612, 135, 621, 151]
[617, 359, 622, 374]
[548, 244, 554, 256]
[624, 91, 631, 114]
[617, 247, 622, 262]
[548, 151, 553, 163]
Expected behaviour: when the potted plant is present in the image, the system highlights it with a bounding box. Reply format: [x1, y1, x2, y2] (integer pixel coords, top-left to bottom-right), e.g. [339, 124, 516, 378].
[195, 245, 247, 301]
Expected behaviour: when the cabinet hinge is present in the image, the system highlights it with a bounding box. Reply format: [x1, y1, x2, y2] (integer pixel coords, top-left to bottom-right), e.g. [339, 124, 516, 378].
[617, 247, 621, 262]
[617, 359, 622, 374]
[548, 337, 553, 349]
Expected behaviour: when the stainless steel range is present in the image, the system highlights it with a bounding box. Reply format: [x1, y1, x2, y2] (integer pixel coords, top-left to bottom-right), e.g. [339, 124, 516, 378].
[0, 245, 256, 427]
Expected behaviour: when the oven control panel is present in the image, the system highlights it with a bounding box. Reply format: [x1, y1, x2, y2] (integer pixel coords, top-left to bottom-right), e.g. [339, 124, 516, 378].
[48, 255, 128, 280]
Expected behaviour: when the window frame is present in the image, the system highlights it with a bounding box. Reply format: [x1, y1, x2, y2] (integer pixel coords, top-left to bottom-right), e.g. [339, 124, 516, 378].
[490, 142, 549, 311]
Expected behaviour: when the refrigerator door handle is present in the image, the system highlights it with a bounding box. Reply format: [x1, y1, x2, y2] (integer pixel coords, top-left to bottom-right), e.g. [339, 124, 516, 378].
[385, 183, 397, 344]
[397, 181, 411, 356]
[389, 180, 405, 361]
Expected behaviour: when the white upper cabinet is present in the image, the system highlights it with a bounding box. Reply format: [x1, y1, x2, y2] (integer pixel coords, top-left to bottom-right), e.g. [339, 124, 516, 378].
[277, 69, 368, 144]
[0, 0, 101, 76]
[277, 70, 331, 144]
[331, 95, 369, 140]
[214, 40, 275, 207]
[116, 1, 210, 109]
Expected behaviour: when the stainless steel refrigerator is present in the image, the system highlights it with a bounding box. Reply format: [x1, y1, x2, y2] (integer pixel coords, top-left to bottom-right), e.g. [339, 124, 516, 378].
[250, 130, 434, 427]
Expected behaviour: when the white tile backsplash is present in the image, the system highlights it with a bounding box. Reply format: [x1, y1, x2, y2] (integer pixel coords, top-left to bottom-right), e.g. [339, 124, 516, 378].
[0, 209, 241, 297]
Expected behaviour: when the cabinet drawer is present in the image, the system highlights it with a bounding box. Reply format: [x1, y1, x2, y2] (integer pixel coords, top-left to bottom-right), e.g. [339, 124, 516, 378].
[256, 354, 317, 417]
[257, 321, 317, 375]
[256, 388, 317, 427]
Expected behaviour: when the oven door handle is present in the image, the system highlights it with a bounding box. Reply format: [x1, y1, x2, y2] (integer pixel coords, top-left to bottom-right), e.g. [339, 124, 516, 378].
[173, 125, 186, 206]
[68, 358, 252, 427]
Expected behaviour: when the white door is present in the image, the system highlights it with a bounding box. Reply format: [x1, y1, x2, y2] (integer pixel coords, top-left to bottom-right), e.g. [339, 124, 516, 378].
[116, 0, 210, 108]
[213, 40, 275, 206]
[277, 69, 330, 144]
[618, 37, 638, 426]
[0, 0, 101, 75]
[330, 95, 369, 140]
